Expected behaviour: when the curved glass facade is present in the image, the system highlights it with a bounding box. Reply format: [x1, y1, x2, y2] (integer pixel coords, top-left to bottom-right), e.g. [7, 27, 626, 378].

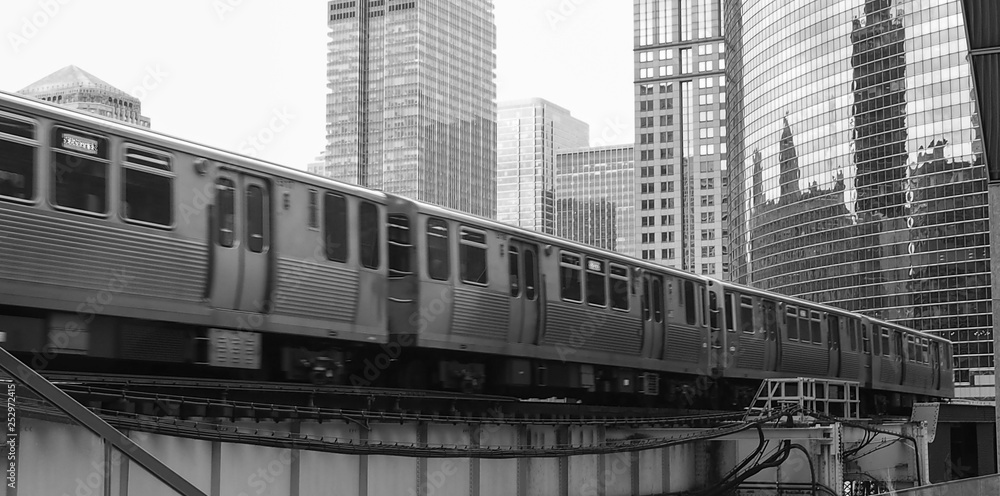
[725, 0, 993, 392]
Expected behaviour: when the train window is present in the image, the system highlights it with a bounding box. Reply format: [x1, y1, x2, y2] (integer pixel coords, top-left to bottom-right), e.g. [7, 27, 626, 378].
[216, 178, 235, 247]
[524, 250, 537, 300]
[308, 190, 319, 229]
[810, 311, 821, 345]
[122, 146, 172, 227]
[846, 319, 857, 351]
[586, 258, 607, 307]
[324, 193, 348, 262]
[459, 227, 488, 285]
[652, 277, 663, 323]
[786, 306, 799, 341]
[881, 328, 891, 357]
[921, 339, 929, 364]
[609, 264, 629, 311]
[559, 252, 582, 302]
[509, 247, 520, 297]
[642, 277, 651, 320]
[427, 217, 449, 281]
[683, 281, 696, 325]
[359, 202, 380, 269]
[0, 113, 36, 202]
[724, 294, 734, 332]
[388, 215, 411, 279]
[740, 296, 754, 334]
[907, 335, 915, 361]
[246, 185, 266, 253]
[861, 325, 870, 354]
[53, 128, 109, 214]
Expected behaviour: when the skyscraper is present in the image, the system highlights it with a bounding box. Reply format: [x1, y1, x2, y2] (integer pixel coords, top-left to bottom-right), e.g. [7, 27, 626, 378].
[323, 0, 497, 218]
[18, 65, 151, 128]
[555, 145, 636, 256]
[497, 98, 589, 234]
[726, 0, 993, 397]
[633, 0, 729, 278]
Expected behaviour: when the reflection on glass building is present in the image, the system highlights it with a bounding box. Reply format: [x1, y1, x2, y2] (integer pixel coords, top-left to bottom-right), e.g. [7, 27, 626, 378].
[323, 0, 497, 218]
[633, 0, 730, 278]
[555, 145, 636, 256]
[725, 0, 993, 396]
[497, 99, 589, 234]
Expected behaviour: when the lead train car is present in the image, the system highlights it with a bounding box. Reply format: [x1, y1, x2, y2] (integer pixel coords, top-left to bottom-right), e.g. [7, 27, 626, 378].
[0, 90, 388, 379]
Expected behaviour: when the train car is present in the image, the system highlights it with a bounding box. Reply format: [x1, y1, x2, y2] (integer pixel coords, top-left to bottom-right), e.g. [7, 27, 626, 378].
[719, 280, 954, 407]
[0, 90, 389, 380]
[385, 196, 725, 399]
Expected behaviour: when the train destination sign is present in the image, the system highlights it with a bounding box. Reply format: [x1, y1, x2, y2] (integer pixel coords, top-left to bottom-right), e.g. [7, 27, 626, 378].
[61, 134, 98, 154]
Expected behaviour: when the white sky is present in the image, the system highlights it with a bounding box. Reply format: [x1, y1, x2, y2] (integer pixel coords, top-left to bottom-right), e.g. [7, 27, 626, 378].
[0, 0, 634, 171]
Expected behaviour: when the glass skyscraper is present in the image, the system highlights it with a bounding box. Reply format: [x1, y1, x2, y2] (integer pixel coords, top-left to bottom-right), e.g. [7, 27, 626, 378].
[725, 0, 992, 396]
[323, 0, 497, 218]
[555, 145, 636, 256]
[497, 98, 589, 234]
[634, 0, 730, 278]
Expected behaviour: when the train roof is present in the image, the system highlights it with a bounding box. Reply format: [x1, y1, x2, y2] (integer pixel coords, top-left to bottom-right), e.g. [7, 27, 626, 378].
[0, 90, 387, 203]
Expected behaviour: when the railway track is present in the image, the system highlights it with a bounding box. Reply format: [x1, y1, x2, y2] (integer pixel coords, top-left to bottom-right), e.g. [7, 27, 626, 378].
[38, 372, 742, 426]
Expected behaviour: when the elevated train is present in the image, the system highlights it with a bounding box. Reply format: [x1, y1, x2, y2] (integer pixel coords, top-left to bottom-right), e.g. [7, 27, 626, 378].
[0, 91, 953, 412]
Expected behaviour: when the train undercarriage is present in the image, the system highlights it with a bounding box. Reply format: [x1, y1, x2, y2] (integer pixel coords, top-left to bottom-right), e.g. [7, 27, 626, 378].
[0, 307, 937, 416]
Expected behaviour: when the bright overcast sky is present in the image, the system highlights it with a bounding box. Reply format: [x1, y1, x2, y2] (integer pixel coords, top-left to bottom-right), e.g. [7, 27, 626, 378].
[0, 1, 633, 170]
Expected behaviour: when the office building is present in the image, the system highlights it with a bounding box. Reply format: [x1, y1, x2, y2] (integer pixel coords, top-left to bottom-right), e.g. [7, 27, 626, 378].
[323, 0, 497, 218]
[633, 0, 729, 277]
[725, 0, 992, 397]
[555, 145, 636, 256]
[18, 65, 151, 128]
[497, 98, 589, 234]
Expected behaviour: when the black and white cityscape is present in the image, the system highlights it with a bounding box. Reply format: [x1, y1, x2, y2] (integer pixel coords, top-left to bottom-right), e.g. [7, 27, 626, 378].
[1, 0, 999, 494]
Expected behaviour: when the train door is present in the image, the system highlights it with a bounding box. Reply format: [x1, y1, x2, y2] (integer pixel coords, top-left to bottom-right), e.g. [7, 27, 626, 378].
[210, 169, 271, 312]
[642, 273, 665, 360]
[931, 342, 941, 390]
[859, 322, 872, 386]
[706, 285, 723, 373]
[893, 330, 906, 385]
[761, 299, 779, 372]
[508, 239, 541, 345]
[828, 314, 841, 377]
